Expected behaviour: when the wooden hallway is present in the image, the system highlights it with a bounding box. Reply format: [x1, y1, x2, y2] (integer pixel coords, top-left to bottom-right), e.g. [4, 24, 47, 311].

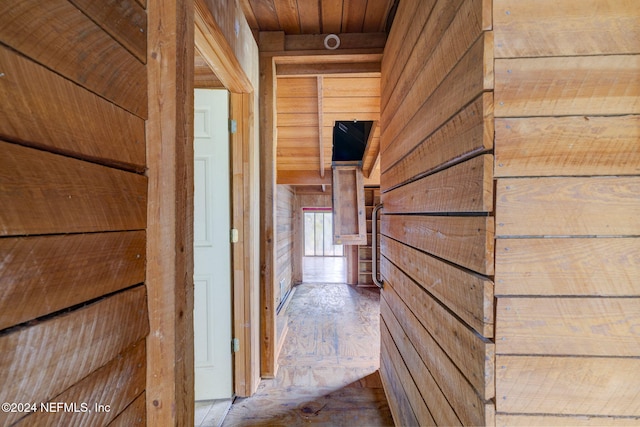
[222, 283, 393, 426]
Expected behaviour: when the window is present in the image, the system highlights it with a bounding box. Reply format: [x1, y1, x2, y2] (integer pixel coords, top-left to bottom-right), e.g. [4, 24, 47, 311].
[303, 211, 344, 257]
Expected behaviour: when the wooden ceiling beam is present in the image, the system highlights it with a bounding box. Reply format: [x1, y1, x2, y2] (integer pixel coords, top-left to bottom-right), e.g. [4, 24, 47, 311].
[272, 51, 383, 63]
[277, 62, 380, 76]
[277, 169, 333, 185]
[284, 32, 387, 50]
[361, 120, 379, 178]
[259, 32, 387, 53]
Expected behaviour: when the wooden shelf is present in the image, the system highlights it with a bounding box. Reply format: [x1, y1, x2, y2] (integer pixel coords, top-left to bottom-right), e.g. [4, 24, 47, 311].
[357, 187, 380, 287]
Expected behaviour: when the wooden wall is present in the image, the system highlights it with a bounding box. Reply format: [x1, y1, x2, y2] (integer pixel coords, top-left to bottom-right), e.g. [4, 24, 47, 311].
[379, 0, 639, 425]
[276, 185, 295, 307]
[378, 0, 495, 425]
[493, 1, 640, 424]
[0, 0, 149, 425]
[276, 75, 381, 182]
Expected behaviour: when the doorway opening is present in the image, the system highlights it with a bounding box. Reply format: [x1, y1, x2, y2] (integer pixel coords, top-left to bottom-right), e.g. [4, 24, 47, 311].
[302, 209, 346, 283]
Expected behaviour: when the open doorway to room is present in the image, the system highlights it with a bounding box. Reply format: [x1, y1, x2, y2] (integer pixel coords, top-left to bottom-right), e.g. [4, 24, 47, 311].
[302, 209, 347, 283]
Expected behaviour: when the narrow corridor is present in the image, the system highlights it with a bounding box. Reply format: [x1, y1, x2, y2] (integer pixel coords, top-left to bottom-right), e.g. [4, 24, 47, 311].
[222, 283, 393, 426]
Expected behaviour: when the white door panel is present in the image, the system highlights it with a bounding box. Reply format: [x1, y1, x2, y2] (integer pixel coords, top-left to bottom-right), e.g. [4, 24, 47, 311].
[194, 89, 232, 400]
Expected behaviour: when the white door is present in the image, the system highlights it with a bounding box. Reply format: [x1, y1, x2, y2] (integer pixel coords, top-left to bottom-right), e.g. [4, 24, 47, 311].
[194, 89, 232, 400]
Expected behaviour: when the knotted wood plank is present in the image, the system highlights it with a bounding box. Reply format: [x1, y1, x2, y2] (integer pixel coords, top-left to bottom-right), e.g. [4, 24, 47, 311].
[0, 0, 147, 117]
[0, 231, 145, 330]
[14, 340, 146, 426]
[0, 286, 149, 425]
[381, 215, 494, 275]
[0, 141, 147, 236]
[0, 47, 145, 171]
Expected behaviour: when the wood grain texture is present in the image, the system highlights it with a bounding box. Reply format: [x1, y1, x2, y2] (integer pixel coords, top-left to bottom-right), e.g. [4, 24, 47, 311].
[379, 340, 420, 427]
[381, 303, 463, 426]
[495, 238, 640, 296]
[201, 0, 260, 86]
[361, 121, 379, 179]
[69, 0, 147, 63]
[0, 0, 147, 117]
[230, 92, 259, 396]
[283, 32, 387, 51]
[194, 51, 224, 88]
[494, 0, 640, 58]
[381, 258, 495, 399]
[0, 286, 148, 425]
[495, 55, 640, 117]
[382, 0, 483, 133]
[275, 185, 294, 306]
[496, 356, 640, 416]
[0, 142, 146, 236]
[497, 297, 640, 356]
[323, 96, 380, 113]
[497, 413, 640, 427]
[381, 236, 494, 337]
[277, 113, 318, 127]
[381, 215, 495, 275]
[15, 340, 146, 426]
[495, 116, 640, 177]
[332, 165, 366, 245]
[195, 0, 254, 93]
[381, 282, 494, 426]
[0, 46, 145, 171]
[273, 0, 300, 34]
[109, 392, 146, 427]
[260, 55, 278, 378]
[496, 177, 640, 236]
[381, 93, 493, 185]
[277, 76, 318, 97]
[297, 0, 320, 33]
[380, 323, 436, 426]
[382, 155, 493, 214]
[381, 0, 435, 112]
[363, 0, 392, 32]
[0, 231, 145, 330]
[276, 61, 381, 76]
[146, 0, 195, 422]
[276, 96, 318, 113]
[277, 170, 333, 185]
[322, 76, 380, 97]
[381, 33, 493, 170]
[343, 0, 367, 32]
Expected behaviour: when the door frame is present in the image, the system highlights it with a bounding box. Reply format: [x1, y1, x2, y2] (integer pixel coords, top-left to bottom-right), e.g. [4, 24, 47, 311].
[146, 1, 259, 424]
[193, 0, 259, 398]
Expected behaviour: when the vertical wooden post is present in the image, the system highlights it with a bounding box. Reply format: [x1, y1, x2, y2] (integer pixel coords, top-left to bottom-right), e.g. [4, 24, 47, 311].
[230, 91, 261, 396]
[146, 0, 195, 424]
[230, 92, 248, 395]
[317, 76, 325, 178]
[259, 54, 278, 377]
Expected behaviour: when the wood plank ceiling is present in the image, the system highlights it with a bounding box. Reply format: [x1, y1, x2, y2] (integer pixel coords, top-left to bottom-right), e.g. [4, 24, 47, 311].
[239, 0, 396, 186]
[240, 0, 396, 34]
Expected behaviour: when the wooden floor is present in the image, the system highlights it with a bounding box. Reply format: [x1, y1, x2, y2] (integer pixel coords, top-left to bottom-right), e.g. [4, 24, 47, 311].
[222, 283, 394, 426]
[302, 256, 347, 283]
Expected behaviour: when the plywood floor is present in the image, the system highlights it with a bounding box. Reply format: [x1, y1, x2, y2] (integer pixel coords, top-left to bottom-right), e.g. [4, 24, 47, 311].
[222, 283, 394, 426]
